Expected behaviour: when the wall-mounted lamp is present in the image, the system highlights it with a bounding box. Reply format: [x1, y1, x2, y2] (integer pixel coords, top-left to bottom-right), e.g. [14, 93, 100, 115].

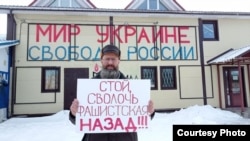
[153, 21, 158, 25]
[124, 21, 129, 25]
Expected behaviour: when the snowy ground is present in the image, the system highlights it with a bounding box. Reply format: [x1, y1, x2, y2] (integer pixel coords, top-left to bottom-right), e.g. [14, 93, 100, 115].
[0, 105, 249, 141]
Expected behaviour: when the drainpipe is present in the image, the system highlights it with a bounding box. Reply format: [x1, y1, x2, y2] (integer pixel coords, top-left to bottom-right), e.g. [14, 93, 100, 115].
[198, 18, 207, 105]
[6, 10, 17, 118]
[109, 16, 114, 45]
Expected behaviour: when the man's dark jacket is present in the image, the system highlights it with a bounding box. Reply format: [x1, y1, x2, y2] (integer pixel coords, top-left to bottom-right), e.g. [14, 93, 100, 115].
[69, 71, 155, 141]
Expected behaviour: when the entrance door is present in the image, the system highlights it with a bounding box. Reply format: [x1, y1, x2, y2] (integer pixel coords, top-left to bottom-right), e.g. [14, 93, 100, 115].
[64, 68, 89, 110]
[223, 67, 246, 107]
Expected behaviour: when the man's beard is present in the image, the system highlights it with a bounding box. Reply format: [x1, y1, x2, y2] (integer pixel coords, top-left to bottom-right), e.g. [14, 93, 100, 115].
[100, 67, 120, 79]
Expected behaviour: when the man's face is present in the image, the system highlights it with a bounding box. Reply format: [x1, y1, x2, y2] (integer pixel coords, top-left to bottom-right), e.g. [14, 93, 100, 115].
[101, 53, 120, 70]
[100, 53, 120, 79]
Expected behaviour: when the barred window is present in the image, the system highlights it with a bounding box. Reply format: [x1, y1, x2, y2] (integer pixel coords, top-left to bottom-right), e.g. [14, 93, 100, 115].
[141, 66, 158, 90]
[160, 66, 176, 90]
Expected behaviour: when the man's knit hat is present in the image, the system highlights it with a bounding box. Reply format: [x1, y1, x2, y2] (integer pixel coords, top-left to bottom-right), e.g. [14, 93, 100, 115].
[101, 44, 121, 58]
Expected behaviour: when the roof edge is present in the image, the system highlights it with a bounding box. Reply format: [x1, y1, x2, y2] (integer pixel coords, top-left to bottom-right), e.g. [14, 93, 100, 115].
[207, 48, 234, 64]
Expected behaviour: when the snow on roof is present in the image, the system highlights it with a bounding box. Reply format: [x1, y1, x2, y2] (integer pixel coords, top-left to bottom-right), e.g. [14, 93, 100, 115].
[0, 40, 20, 49]
[207, 45, 250, 64]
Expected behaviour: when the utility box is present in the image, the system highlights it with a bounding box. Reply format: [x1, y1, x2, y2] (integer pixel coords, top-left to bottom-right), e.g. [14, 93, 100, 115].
[0, 108, 7, 122]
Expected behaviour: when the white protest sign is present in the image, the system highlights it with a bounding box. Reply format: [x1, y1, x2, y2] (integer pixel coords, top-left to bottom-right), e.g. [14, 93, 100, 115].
[76, 79, 150, 133]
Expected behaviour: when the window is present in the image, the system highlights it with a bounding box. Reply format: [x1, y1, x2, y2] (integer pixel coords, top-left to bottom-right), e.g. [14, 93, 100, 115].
[41, 67, 60, 93]
[141, 66, 157, 90]
[160, 66, 176, 90]
[148, 0, 159, 10]
[202, 20, 219, 41]
[51, 0, 77, 7]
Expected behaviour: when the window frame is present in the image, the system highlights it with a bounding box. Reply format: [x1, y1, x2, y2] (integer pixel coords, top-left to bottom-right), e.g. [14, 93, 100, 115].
[202, 20, 219, 41]
[160, 66, 177, 90]
[141, 66, 158, 90]
[41, 67, 60, 93]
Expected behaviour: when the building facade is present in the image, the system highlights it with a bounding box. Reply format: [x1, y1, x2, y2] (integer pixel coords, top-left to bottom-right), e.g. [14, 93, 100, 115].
[0, 39, 19, 121]
[0, 0, 250, 117]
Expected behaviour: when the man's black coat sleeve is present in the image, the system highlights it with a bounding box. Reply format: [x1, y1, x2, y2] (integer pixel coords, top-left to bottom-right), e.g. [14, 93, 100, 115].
[69, 111, 76, 124]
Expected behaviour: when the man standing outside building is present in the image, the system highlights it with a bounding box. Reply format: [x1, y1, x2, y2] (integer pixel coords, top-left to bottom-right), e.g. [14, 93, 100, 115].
[69, 44, 155, 141]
